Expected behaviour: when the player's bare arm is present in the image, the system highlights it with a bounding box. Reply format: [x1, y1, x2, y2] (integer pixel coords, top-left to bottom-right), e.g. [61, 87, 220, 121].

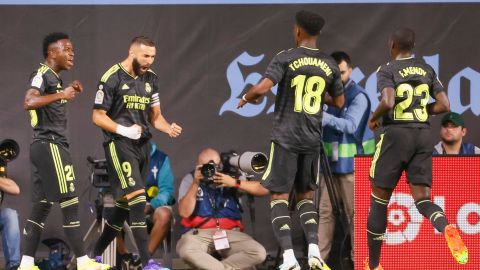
[178, 165, 202, 218]
[24, 84, 79, 110]
[427, 91, 450, 115]
[368, 87, 395, 130]
[149, 105, 182, 138]
[237, 78, 274, 108]
[213, 172, 269, 196]
[0, 176, 20, 195]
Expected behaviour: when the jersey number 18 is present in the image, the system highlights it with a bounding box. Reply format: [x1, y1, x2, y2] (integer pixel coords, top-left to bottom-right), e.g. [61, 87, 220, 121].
[291, 75, 325, 114]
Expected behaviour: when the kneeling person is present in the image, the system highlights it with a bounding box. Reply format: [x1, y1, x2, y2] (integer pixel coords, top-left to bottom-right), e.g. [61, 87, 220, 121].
[176, 148, 266, 270]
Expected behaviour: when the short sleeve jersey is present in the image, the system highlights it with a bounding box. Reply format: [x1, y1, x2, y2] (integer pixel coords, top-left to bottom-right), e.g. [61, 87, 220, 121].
[93, 64, 160, 141]
[264, 47, 344, 153]
[376, 57, 444, 127]
[27, 63, 69, 145]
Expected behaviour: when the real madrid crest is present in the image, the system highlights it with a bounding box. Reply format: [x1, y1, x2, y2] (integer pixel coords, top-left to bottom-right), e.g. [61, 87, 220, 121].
[128, 177, 136, 187]
[145, 82, 152, 93]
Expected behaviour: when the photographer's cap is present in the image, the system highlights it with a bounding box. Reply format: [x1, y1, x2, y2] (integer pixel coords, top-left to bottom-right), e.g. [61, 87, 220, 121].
[441, 112, 465, 127]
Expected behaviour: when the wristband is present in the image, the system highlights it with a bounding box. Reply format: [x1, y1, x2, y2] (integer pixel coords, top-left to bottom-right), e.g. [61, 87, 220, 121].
[241, 94, 248, 102]
[234, 179, 241, 189]
[116, 124, 141, 140]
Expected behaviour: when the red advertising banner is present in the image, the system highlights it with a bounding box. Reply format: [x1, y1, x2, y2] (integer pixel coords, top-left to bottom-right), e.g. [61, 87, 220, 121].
[354, 156, 480, 269]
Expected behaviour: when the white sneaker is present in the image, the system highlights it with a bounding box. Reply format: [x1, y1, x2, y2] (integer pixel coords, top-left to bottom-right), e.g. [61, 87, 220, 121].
[308, 256, 331, 270]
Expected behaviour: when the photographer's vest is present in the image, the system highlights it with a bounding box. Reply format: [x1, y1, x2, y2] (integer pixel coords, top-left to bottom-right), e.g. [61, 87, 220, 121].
[323, 80, 375, 174]
[180, 176, 243, 234]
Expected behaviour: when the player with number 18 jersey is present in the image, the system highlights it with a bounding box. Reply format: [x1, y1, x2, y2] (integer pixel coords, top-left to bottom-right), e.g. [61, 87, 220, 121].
[265, 47, 343, 154]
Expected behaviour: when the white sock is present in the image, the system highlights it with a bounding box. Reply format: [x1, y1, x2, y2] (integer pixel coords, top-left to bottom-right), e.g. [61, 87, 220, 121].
[308, 243, 321, 259]
[20, 255, 35, 267]
[77, 255, 90, 266]
[282, 249, 297, 264]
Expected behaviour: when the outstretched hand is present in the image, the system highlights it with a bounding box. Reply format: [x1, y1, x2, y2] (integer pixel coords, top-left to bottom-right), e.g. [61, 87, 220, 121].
[237, 98, 247, 109]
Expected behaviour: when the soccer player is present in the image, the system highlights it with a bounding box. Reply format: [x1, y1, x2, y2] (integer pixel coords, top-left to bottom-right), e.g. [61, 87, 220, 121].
[91, 36, 181, 270]
[21, 32, 109, 270]
[365, 28, 468, 270]
[238, 10, 344, 270]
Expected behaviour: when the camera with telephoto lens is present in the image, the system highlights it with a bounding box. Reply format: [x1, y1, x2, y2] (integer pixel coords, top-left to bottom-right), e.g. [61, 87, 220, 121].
[200, 151, 269, 186]
[222, 151, 268, 176]
[0, 139, 20, 177]
[87, 156, 110, 188]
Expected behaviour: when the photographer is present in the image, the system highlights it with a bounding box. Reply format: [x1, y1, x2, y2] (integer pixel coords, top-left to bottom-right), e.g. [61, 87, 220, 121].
[0, 174, 21, 270]
[176, 148, 266, 270]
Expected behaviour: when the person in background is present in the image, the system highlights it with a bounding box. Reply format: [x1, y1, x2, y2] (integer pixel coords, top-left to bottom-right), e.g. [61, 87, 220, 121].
[0, 172, 21, 270]
[433, 112, 480, 155]
[176, 148, 266, 270]
[318, 51, 374, 263]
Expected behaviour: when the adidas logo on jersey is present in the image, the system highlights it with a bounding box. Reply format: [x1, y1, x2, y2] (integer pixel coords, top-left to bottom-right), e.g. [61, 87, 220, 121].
[280, 224, 290, 230]
[122, 84, 130, 90]
[305, 218, 317, 225]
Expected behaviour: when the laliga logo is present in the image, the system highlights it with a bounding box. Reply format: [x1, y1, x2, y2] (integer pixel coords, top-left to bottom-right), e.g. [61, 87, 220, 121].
[385, 192, 480, 245]
[221, 52, 480, 116]
[385, 193, 423, 245]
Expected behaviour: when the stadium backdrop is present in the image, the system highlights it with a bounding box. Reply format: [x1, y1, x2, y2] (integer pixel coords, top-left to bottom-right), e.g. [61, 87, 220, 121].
[0, 1, 478, 264]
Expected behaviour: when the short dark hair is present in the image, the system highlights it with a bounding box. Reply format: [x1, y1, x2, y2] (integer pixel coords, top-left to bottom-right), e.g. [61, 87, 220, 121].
[295, 10, 325, 36]
[391, 28, 415, 52]
[331, 51, 352, 67]
[131, 36, 155, 47]
[43, 32, 69, 59]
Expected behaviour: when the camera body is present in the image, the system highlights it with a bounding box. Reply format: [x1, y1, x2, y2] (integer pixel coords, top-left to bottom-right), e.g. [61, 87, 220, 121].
[200, 161, 219, 186]
[199, 150, 268, 186]
[87, 157, 110, 188]
[0, 139, 20, 177]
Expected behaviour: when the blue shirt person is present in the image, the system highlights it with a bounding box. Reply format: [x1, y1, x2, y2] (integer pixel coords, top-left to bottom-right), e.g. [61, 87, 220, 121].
[318, 51, 374, 262]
